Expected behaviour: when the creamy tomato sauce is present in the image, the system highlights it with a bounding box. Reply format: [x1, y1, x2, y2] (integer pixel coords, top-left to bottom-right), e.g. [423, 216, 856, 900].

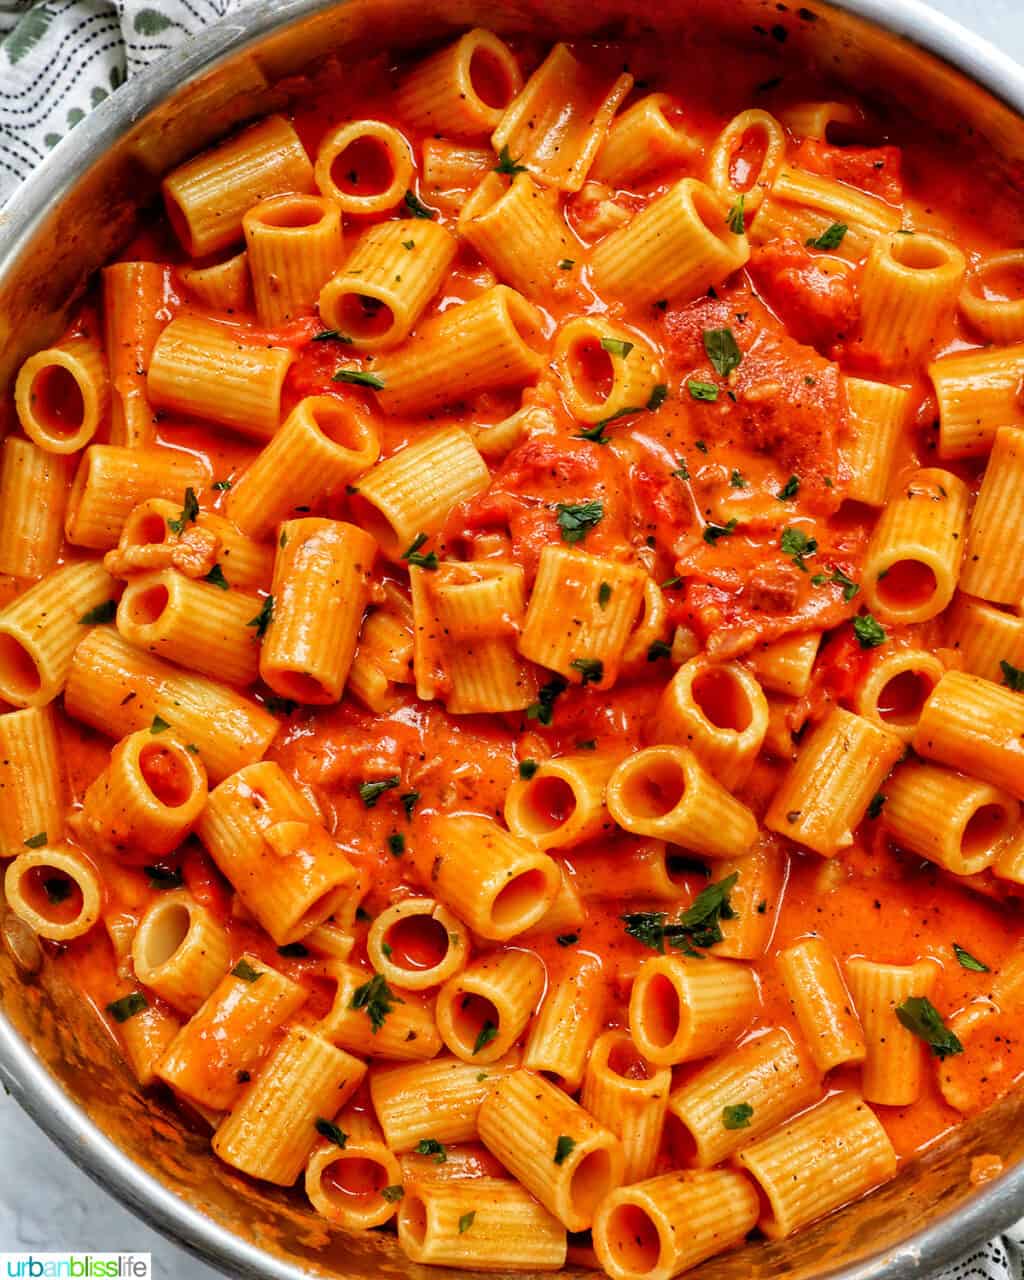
[45, 31, 1024, 1181]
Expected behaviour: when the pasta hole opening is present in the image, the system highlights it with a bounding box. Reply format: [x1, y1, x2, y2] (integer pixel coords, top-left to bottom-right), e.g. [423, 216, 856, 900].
[658, 98, 689, 135]
[607, 1037, 652, 1081]
[604, 1203, 662, 1275]
[346, 494, 398, 558]
[23, 867, 83, 925]
[469, 46, 516, 111]
[136, 512, 170, 546]
[385, 913, 450, 972]
[692, 667, 753, 733]
[254, 197, 327, 230]
[491, 867, 548, 929]
[522, 775, 578, 835]
[322, 1154, 388, 1205]
[640, 972, 681, 1048]
[729, 125, 770, 193]
[889, 235, 952, 271]
[29, 365, 86, 436]
[331, 136, 395, 198]
[312, 401, 372, 453]
[297, 885, 347, 933]
[269, 670, 331, 704]
[402, 1194, 427, 1245]
[567, 337, 615, 406]
[877, 669, 935, 727]
[663, 1111, 697, 1165]
[0, 634, 41, 700]
[875, 560, 937, 611]
[142, 902, 191, 968]
[139, 742, 195, 808]
[620, 757, 686, 820]
[963, 804, 1014, 861]
[126, 583, 170, 628]
[336, 291, 396, 342]
[972, 256, 1024, 304]
[569, 1147, 616, 1220]
[452, 991, 500, 1052]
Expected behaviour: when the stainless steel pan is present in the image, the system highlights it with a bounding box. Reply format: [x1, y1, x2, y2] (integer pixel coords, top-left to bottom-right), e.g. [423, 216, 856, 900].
[1, 1, 1023, 1274]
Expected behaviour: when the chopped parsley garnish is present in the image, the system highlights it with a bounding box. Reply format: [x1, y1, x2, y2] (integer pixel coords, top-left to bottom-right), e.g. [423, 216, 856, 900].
[415, 1138, 448, 1163]
[247, 595, 274, 639]
[671, 458, 690, 481]
[600, 337, 633, 359]
[494, 145, 527, 175]
[647, 639, 671, 661]
[279, 531, 288, 549]
[598, 581, 612, 608]
[729, 469, 747, 489]
[575, 421, 611, 445]
[558, 258, 575, 270]
[569, 658, 603, 685]
[473, 1020, 499, 1054]
[381, 1185, 404, 1203]
[556, 933, 579, 947]
[43, 877, 71, 904]
[458, 1212, 476, 1234]
[647, 383, 669, 412]
[360, 776, 400, 808]
[400, 790, 420, 819]
[312, 330, 353, 343]
[387, 832, 406, 857]
[24, 832, 47, 849]
[106, 993, 148, 1023]
[953, 943, 989, 973]
[895, 996, 963, 1059]
[622, 872, 738, 956]
[780, 526, 817, 571]
[556, 500, 603, 544]
[403, 190, 435, 219]
[333, 368, 385, 390]
[854, 613, 886, 649]
[1000, 660, 1024, 692]
[867, 792, 887, 820]
[150, 715, 170, 734]
[703, 518, 738, 545]
[519, 759, 539, 780]
[231, 959, 263, 983]
[145, 863, 184, 890]
[726, 195, 746, 235]
[265, 695, 298, 716]
[811, 566, 860, 601]
[806, 222, 848, 250]
[204, 564, 230, 591]
[402, 532, 439, 570]
[703, 328, 742, 378]
[315, 1118, 347, 1146]
[212, 478, 234, 490]
[80, 600, 117, 625]
[526, 676, 568, 726]
[168, 487, 200, 535]
[350, 972, 403, 1032]
[723, 1102, 754, 1130]
[695, 439, 709, 453]
[553, 1136, 576, 1165]
[777, 475, 800, 501]
[688, 380, 719, 403]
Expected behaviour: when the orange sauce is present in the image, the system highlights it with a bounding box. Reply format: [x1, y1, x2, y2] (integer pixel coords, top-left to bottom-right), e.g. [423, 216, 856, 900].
[42, 30, 1024, 1198]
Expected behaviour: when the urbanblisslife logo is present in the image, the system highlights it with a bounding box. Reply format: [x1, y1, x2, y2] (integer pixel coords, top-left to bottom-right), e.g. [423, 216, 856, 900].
[1, 1256, 151, 1278]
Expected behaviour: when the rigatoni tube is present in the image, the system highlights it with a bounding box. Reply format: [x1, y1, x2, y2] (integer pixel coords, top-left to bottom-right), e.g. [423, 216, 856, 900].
[858, 231, 966, 369]
[15, 337, 109, 455]
[0, 438, 73, 579]
[961, 426, 1024, 604]
[458, 172, 573, 301]
[522, 952, 604, 1091]
[395, 28, 522, 137]
[606, 746, 758, 861]
[0, 707, 65, 856]
[243, 193, 343, 326]
[552, 316, 662, 426]
[319, 219, 456, 351]
[102, 261, 166, 448]
[581, 1031, 671, 1183]
[366, 897, 468, 992]
[504, 752, 619, 849]
[5, 844, 101, 942]
[313, 119, 414, 215]
[306, 1108, 403, 1231]
[73, 728, 207, 860]
[778, 936, 867, 1073]
[435, 948, 545, 1064]
[212, 1026, 365, 1185]
[131, 890, 231, 1013]
[0, 560, 116, 707]
[369, 1054, 522, 1152]
[914, 670, 1024, 800]
[260, 518, 375, 704]
[846, 957, 939, 1106]
[628, 954, 758, 1066]
[478, 1069, 625, 1232]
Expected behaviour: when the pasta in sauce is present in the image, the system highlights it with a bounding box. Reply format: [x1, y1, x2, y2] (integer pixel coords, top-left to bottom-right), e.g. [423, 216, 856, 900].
[4, 25, 1024, 1279]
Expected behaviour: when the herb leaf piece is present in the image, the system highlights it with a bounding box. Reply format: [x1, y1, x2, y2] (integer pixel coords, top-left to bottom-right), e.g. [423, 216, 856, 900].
[895, 996, 963, 1058]
[1001, 660, 1024, 692]
[107, 992, 148, 1023]
[494, 144, 528, 175]
[553, 1135, 576, 1165]
[315, 1118, 348, 1146]
[404, 190, 436, 219]
[350, 972, 403, 1032]
[953, 943, 989, 973]
[333, 367, 385, 390]
[247, 595, 274, 639]
[688, 380, 719, 403]
[473, 1020, 499, 1055]
[807, 222, 848, 250]
[723, 1102, 754, 1129]
[853, 613, 886, 649]
[80, 600, 117, 625]
[360, 776, 400, 808]
[704, 518, 738, 546]
[556, 500, 603, 545]
[703, 328, 742, 378]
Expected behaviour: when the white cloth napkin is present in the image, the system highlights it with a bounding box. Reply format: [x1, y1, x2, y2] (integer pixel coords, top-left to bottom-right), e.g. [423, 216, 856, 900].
[0, 2, 1021, 1278]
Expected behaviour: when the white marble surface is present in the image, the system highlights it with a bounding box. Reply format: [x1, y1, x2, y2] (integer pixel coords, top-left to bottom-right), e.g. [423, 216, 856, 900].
[3, 0, 1024, 1273]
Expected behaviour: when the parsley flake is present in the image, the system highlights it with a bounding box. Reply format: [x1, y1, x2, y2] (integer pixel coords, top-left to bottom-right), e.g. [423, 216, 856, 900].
[780, 526, 817, 571]
[360, 776, 400, 808]
[806, 222, 848, 250]
[519, 759, 539, 780]
[704, 519, 738, 545]
[526, 676, 568, 726]
[403, 190, 436, 219]
[494, 145, 527, 175]
[315, 1118, 348, 1146]
[553, 1136, 576, 1165]
[703, 328, 742, 378]
[953, 943, 989, 973]
[80, 600, 117, 625]
[895, 996, 963, 1058]
[350, 972, 403, 1032]
[854, 613, 886, 649]
[23, 832, 47, 849]
[204, 564, 230, 591]
[726, 195, 746, 235]
[231, 959, 263, 983]
[777, 475, 800, 501]
[1001, 660, 1024, 692]
[601, 337, 634, 360]
[402, 532, 439, 570]
[106, 993, 148, 1023]
[247, 595, 274, 639]
[167, 487, 200, 535]
[333, 368, 385, 390]
[622, 872, 738, 956]
[458, 1212, 476, 1234]
[723, 1102, 754, 1129]
[415, 1138, 448, 1163]
[473, 1021, 499, 1055]
[556, 500, 603, 544]
[569, 657, 603, 685]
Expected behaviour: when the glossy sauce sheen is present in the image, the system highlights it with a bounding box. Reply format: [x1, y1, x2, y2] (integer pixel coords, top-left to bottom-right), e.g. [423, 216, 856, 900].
[47, 34, 1024, 1176]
